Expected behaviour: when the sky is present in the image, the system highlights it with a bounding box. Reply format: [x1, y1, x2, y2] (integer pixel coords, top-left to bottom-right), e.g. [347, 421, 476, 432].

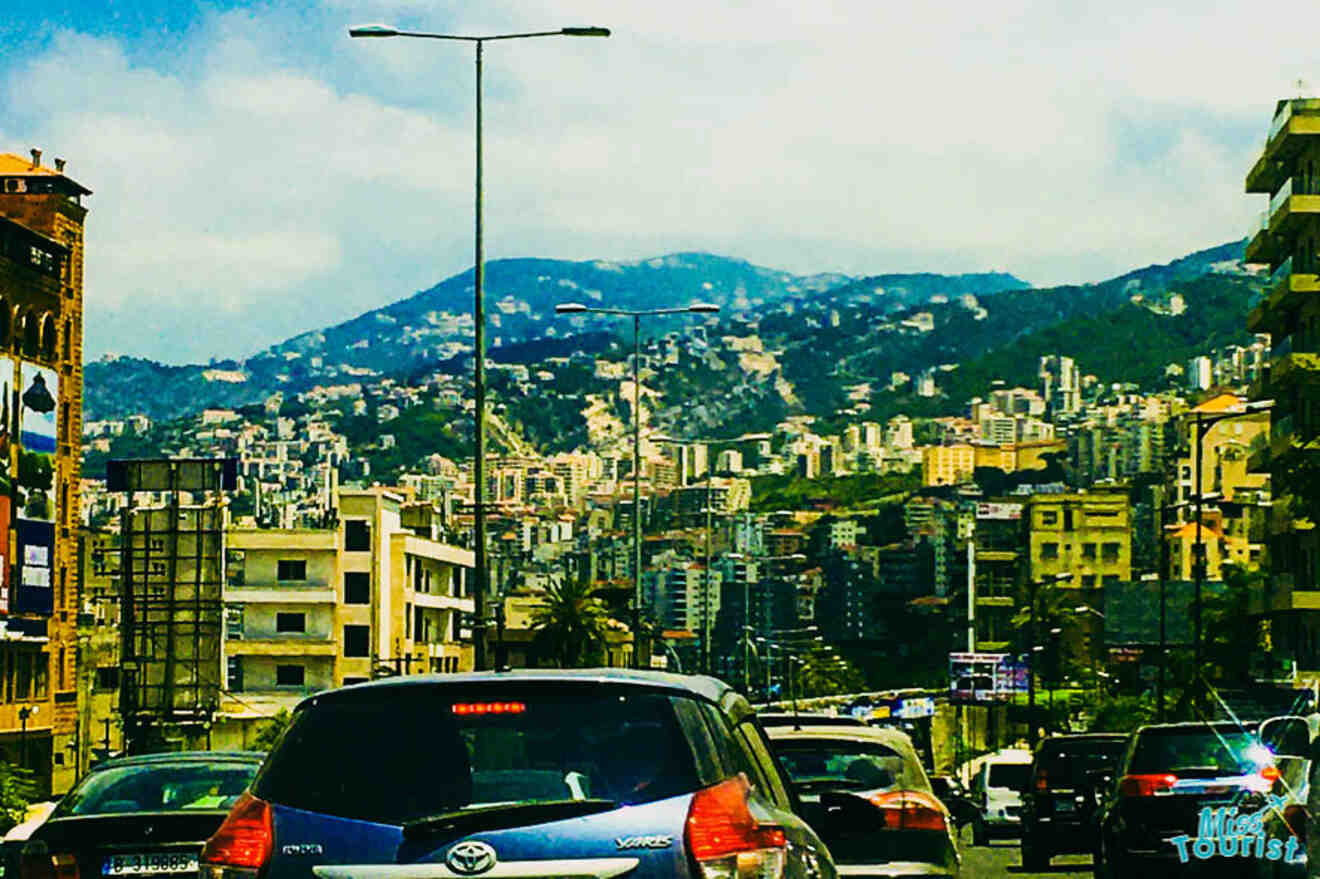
[1, 0, 1317, 364]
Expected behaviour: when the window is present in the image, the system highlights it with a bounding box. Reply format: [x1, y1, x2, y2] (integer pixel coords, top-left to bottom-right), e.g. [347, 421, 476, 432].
[343, 625, 370, 657]
[1081, 574, 1097, 589]
[277, 560, 306, 581]
[276, 665, 305, 687]
[1102, 542, 1121, 563]
[345, 520, 371, 552]
[95, 667, 120, 690]
[345, 572, 370, 604]
[1041, 511, 1058, 525]
[1041, 542, 1059, 560]
[276, 612, 306, 634]
[1082, 543, 1097, 560]
[1063, 509, 1074, 530]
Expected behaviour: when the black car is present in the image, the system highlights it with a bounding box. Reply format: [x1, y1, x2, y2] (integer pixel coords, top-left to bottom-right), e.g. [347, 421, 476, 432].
[1094, 722, 1278, 878]
[201, 670, 838, 879]
[1020, 733, 1128, 869]
[20, 751, 263, 879]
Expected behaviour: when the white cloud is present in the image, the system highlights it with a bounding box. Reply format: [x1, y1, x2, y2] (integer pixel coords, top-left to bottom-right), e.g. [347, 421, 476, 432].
[3, 0, 1317, 361]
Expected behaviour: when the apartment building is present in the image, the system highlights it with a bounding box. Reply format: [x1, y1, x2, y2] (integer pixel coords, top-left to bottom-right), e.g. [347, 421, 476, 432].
[0, 151, 90, 795]
[1244, 96, 1320, 682]
[1027, 488, 1132, 595]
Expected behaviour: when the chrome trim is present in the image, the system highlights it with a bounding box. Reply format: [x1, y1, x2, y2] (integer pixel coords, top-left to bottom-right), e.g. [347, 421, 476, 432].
[314, 858, 640, 879]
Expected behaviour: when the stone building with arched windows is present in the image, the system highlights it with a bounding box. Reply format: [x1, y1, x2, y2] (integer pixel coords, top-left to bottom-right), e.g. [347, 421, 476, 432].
[0, 148, 89, 795]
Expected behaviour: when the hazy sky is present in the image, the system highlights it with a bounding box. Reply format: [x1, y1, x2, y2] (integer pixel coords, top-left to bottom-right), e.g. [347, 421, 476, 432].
[2, 0, 1315, 363]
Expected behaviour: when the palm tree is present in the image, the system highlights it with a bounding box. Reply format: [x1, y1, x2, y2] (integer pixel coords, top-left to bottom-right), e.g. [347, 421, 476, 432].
[529, 578, 612, 668]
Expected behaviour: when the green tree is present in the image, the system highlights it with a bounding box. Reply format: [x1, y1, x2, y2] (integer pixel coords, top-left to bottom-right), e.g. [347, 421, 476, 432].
[1202, 563, 1263, 689]
[529, 579, 612, 668]
[252, 709, 291, 752]
[0, 762, 35, 834]
[793, 651, 866, 698]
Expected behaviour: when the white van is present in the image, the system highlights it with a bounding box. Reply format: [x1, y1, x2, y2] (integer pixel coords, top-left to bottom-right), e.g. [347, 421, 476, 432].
[969, 747, 1033, 845]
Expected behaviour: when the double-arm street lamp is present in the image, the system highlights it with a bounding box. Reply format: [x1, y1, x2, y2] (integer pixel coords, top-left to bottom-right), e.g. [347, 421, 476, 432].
[555, 303, 719, 667]
[350, 22, 609, 671]
[1026, 572, 1070, 750]
[652, 432, 770, 676]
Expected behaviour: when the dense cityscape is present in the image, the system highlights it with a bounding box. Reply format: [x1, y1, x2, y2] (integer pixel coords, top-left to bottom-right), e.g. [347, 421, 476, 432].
[0, 6, 1318, 879]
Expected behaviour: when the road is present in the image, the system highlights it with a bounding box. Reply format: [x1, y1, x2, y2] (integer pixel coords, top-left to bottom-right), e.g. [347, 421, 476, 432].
[955, 825, 1094, 878]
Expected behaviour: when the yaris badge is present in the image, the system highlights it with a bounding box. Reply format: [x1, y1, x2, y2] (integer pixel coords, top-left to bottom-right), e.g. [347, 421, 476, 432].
[447, 841, 498, 875]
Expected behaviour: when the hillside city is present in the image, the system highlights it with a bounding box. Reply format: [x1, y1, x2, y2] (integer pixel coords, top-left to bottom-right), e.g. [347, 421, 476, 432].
[0, 87, 1317, 879]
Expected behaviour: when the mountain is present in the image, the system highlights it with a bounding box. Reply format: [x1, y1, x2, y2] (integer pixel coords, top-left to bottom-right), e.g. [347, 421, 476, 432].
[82, 253, 1028, 421]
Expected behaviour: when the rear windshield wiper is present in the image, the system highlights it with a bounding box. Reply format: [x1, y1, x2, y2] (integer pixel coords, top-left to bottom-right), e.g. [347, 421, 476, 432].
[403, 799, 618, 839]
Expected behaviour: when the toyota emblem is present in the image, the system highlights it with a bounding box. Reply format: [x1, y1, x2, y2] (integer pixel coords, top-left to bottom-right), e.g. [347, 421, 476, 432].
[447, 841, 497, 876]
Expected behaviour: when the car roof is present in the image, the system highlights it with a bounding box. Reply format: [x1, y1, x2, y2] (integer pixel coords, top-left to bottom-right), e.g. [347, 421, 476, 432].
[306, 668, 736, 709]
[759, 713, 866, 727]
[90, 750, 265, 772]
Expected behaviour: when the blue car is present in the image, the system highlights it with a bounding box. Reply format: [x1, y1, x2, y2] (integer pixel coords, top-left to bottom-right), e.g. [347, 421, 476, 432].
[200, 670, 836, 879]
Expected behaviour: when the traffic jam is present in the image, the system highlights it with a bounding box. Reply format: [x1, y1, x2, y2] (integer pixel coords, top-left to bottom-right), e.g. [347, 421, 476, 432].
[3, 670, 1315, 879]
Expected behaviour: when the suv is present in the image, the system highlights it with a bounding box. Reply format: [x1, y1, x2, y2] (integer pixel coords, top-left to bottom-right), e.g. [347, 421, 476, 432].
[201, 670, 836, 879]
[1095, 721, 1277, 877]
[1019, 733, 1128, 869]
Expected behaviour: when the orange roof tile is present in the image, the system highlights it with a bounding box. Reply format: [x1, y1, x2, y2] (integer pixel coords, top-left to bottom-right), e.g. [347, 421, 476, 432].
[0, 153, 92, 193]
[1190, 393, 1245, 414]
[1166, 520, 1224, 540]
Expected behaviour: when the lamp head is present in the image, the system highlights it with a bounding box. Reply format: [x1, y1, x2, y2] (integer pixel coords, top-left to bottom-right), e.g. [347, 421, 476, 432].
[349, 24, 399, 37]
[688, 302, 720, 313]
[555, 302, 588, 314]
[561, 26, 611, 36]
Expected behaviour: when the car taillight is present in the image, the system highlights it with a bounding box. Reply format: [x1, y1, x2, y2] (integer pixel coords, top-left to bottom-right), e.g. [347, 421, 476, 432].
[1117, 774, 1177, 797]
[19, 844, 78, 879]
[686, 774, 786, 879]
[1284, 804, 1308, 844]
[869, 790, 948, 832]
[200, 793, 273, 879]
[1034, 768, 1048, 792]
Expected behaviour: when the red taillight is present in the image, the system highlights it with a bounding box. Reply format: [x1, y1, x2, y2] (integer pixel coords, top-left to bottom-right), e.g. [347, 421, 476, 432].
[201, 793, 273, 873]
[686, 775, 786, 879]
[1034, 768, 1048, 792]
[452, 702, 526, 715]
[1261, 766, 1282, 783]
[19, 846, 78, 879]
[869, 790, 948, 832]
[1285, 804, 1308, 843]
[1117, 774, 1177, 798]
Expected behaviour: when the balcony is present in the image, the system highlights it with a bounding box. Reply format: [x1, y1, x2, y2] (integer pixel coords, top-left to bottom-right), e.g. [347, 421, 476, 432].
[1250, 573, 1320, 615]
[1265, 177, 1320, 241]
[1245, 99, 1320, 194]
[1245, 210, 1271, 264]
[1270, 353, 1320, 395]
[225, 634, 338, 657]
[225, 585, 337, 604]
[1248, 259, 1320, 335]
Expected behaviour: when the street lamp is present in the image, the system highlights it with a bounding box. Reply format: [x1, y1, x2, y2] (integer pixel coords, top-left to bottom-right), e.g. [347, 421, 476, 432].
[351, 22, 609, 670]
[653, 432, 769, 677]
[18, 704, 38, 770]
[555, 302, 720, 668]
[1074, 605, 1106, 704]
[1027, 572, 1071, 751]
[1186, 400, 1272, 678]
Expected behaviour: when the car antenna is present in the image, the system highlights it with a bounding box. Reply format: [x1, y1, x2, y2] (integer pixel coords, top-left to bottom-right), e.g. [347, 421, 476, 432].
[791, 660, 802, 730]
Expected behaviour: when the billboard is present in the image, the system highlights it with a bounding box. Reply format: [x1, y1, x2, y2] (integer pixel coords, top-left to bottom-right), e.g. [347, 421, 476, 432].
[976, 502, 1023, 520]
[14, 362, 56, 616]
[949, 652, 1026, 702]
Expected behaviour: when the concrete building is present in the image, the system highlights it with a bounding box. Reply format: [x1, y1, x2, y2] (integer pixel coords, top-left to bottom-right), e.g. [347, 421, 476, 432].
[1243, 96, 1320, 685]
[0, 151, 90, 794]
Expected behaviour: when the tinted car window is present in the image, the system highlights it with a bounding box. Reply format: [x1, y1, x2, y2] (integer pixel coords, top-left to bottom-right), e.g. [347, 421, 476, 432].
[775, 740, 905, 792]
[254, 683, 705, 825]
[988, 763, 1031, 790]
[54, 761, 258, 816]
[1128, 728, 1262, 775]
[1037, 740, 1127, 787]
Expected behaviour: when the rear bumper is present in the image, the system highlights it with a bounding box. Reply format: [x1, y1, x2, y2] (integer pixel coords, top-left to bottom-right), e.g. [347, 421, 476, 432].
[835, 863, 956, 878]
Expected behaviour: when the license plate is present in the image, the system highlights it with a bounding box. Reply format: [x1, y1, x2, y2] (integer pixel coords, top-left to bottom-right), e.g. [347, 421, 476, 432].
[1055, 799, 1075, 813]
[102, 854, 199, 876]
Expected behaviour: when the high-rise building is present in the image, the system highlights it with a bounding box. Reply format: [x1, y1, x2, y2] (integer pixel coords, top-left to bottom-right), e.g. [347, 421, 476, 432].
[1244, 96, 1320, 683]
[0, 150, 89, 794]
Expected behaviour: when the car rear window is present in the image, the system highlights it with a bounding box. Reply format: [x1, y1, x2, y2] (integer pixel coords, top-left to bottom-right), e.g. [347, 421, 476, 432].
[54, 761, 258, 817]
[253, 683, 708, 825]
[1037, 739, 1127, 787]
[1129, 727, 1263, 775]
[988, 763, 1031, 790]
[771, 739, 913, 792]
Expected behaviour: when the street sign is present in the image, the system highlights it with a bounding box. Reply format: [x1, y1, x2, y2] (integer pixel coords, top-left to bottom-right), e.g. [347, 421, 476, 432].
[949, 652, 1022, 703]
[895, 697, 935, 719]
[649, 654, 668, 670]
[975, 502, 1022, 520]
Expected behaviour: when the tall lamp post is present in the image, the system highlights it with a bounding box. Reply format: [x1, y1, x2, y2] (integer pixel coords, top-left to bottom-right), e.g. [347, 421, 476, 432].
[1074, 604, 1106, 707]
[18, 705, 38, 770]
[653, 432, 769, 675]
[350, 22, 610, 670]
[555, 302, 720, 667]
[1186, 400, 1271, 678]
[1027, 573, 1070, 751]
